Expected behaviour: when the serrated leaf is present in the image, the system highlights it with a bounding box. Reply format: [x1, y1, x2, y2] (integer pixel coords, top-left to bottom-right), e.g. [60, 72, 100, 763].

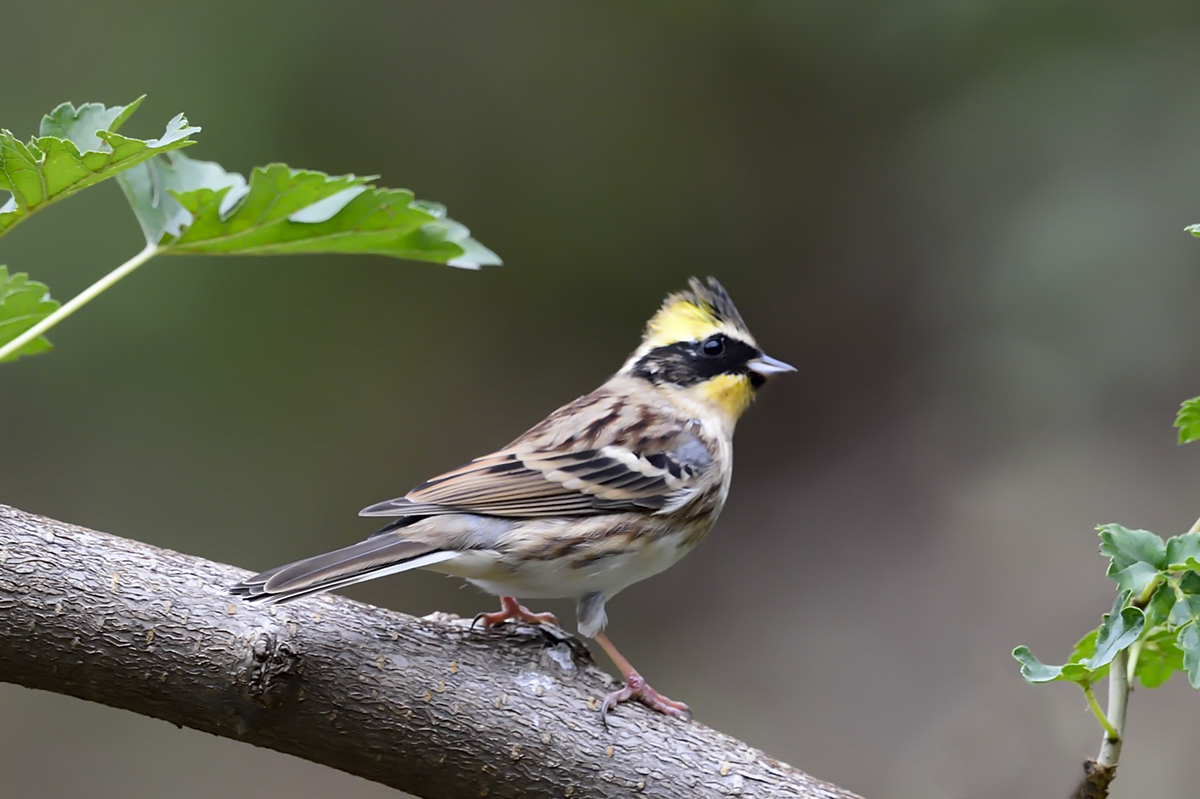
[40, 99, 139, 150]
[1176, 397, 1200, 444]
[0, 266, 59, 361]
[1099, 524, 1168, 570]
[1088, 594, 1145, 670]
[118, 152, 500, 268]
[1181, 623, 1200, 688]
[117, 150, 247, 245]
[0, 98, 199, 238]
[1099, 523, 1167, 593]
[1166, 533, 1200, 568]
[1135, 629, 1184, 688]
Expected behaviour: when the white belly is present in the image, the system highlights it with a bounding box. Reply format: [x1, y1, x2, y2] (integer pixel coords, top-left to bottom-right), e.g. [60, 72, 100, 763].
[428, 526, 704, 600]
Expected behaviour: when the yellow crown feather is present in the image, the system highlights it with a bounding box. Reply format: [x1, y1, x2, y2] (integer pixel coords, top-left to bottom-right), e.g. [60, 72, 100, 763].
[643, 277, 753, 348]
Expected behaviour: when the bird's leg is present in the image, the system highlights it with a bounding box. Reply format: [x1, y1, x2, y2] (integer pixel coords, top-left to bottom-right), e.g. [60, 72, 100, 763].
[593, 631, 689, 722]
[474, 595, 558, 628]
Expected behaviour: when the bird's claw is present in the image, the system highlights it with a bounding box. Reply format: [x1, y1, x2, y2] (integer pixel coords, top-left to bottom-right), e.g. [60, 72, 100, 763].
[471, 598, 558, 630]
[600, 671, 690, 727]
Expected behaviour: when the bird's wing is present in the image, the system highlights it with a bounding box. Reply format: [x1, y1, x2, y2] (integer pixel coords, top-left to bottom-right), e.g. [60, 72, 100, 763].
[360, 387, 713, 519]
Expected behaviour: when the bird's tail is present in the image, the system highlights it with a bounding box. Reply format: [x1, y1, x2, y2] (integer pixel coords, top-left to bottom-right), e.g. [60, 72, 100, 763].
[230, 533, 458, 604]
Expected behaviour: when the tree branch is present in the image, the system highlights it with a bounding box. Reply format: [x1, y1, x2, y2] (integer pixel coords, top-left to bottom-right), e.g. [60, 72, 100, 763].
[0, 504, 863, 799]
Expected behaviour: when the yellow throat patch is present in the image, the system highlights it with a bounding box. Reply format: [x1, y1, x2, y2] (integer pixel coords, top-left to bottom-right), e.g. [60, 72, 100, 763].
[696, 372, 756, 421]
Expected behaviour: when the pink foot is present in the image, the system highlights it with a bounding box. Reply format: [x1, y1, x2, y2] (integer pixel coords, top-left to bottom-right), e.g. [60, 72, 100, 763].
[601, 671, 690, 725]
[474, 596, 558, 628]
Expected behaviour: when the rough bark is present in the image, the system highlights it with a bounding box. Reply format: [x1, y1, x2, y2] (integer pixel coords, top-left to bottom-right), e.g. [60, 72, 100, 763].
[0, 504, 862, 799]
[1070, 759, 1116, 799]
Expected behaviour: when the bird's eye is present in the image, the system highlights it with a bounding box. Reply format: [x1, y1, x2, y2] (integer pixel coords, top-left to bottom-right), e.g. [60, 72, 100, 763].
[701, 336, 725, 357]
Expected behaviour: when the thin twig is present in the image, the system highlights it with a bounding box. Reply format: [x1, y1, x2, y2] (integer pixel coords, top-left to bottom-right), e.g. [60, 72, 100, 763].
[0, 243, 159, 360]
[1097, 649, 1128, 768]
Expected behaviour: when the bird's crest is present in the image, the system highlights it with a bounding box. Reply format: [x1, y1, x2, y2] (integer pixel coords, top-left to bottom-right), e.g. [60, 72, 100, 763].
[643, 277, 752, 347]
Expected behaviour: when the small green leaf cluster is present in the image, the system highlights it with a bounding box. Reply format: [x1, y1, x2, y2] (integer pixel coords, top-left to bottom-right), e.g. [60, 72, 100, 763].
[1014, 524, 1200, 693]
[0, 267, 60, 361]
[0, 98, 499, 362]
[1174, 397, 1200, 445]
[0, 97, 197, 237]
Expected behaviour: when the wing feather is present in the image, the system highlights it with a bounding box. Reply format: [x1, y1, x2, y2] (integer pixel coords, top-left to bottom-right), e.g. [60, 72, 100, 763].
[359, 386, 712, 519]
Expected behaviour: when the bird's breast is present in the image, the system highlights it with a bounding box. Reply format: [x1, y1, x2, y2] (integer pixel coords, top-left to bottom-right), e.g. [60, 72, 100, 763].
[429, 510, 720, 600]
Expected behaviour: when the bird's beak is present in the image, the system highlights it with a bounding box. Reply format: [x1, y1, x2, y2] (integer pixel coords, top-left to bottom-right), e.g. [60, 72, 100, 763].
[748, 353, 796, 379]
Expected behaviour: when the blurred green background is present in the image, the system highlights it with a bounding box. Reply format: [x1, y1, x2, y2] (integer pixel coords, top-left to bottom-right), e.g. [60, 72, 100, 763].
[4, 2, 1200, 797]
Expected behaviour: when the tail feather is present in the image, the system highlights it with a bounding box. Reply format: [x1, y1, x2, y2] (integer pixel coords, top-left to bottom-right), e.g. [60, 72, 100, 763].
[230, 533, 457, 605]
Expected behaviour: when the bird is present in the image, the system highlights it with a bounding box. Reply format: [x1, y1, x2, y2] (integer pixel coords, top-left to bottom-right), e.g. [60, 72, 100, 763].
[231, 277, 794, 720]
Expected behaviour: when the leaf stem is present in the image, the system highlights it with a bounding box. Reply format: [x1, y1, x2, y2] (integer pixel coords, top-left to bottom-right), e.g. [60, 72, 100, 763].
[1126, 640, 1142, 682]
[1083, 683, 1119, 740]
[1097, 648, 1129, 768]
[0, 243, 160, 361]
[1134, 575, 1163, 607]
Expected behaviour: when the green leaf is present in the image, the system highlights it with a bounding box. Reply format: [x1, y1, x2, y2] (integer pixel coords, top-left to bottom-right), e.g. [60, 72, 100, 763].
[1099, 524, 1167, 594]
[118, 152, 500, 268]
[1088, 593, 1145, 670]
[1069, 629, 1110, 682]
[1013, 641, 1102, 686]
[117, 149, 246, 246]
[1099, 524, 1168, 571]
[1110, 562, 1160, 596]
[40, 99, 140, 150]
[1013, 605, 1143, 688]
[1181, 623, 1200, 688]
[0, 266, 59, 361]
[0, 98, 199, 238]
[1171, 571, 1200, 626]
[1144, 582, 1177, 630]
[1176, 397, 1200, 444]
[1069, 629, 1098, 663]
[1058, 663, 1096, 683]
[1013, 646, 1069, 683]
[1166, 533, 1200, 568]
[1135, 629, 1184, 688]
